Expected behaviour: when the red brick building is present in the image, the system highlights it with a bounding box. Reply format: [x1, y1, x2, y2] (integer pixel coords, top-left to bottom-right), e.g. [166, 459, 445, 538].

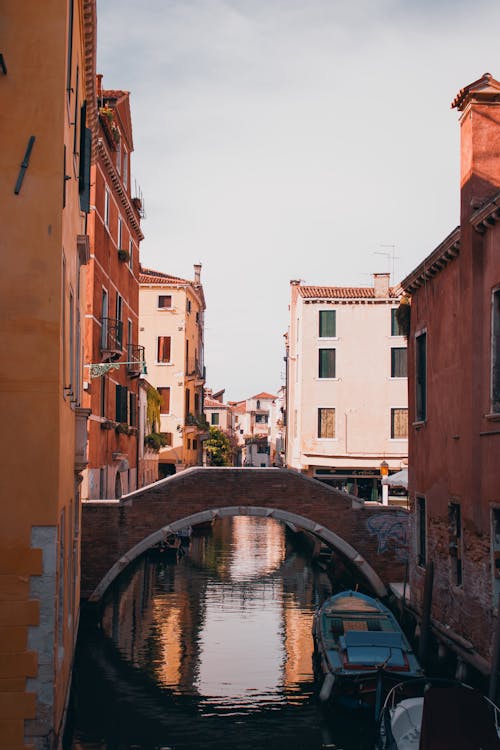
[402, 73, 500, 681]
[82, 77, 145, 499]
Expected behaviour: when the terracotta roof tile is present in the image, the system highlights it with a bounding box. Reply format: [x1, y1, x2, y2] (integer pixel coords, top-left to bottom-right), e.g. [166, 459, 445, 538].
[297, 285, 400, 299]
[204, 396, 229, 408]
[251, 392, 277, 400]
[139, 265, 190, 285]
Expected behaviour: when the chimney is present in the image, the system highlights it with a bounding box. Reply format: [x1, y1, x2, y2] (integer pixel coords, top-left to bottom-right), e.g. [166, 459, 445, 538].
[452, 73, 500, 220]
[373, 273, 390, 298]
[194, 263, 202, 284]
[96, 73, 103, 99]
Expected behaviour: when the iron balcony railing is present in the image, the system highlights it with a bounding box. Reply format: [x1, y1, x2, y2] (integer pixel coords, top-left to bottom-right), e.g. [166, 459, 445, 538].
[127, 345, 146, 377]
[100, 317, 123, 356]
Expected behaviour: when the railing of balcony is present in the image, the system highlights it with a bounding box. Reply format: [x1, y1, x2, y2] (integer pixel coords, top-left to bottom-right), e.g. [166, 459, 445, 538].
[127, 345, 146, 377]
[100, 318, 123, 354]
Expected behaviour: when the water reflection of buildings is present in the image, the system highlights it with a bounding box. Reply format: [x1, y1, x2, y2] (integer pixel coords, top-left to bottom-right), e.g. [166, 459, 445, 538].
[101, 517, 330, 708]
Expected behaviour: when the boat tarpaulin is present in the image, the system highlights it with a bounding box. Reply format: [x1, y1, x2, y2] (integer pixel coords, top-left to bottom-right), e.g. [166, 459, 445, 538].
[419, 684, 500, 750]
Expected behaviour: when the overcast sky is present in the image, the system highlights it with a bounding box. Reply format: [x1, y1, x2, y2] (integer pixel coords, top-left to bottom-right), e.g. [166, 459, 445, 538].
[97, 0, 500, 401]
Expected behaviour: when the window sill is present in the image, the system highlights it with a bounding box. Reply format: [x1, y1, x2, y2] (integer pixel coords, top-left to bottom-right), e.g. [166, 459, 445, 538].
[156, 362, 174, 366]
[412, 420, 426, 430]
[157, 307, 176, 312]
[316, 377, 339, 382]
[485, 412, 500, 422]
[318, 336, 338, 341]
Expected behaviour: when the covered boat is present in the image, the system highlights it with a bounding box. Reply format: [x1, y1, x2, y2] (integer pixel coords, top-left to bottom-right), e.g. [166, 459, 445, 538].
[312, 590, 423, 708]
[377, 678, 500, 750]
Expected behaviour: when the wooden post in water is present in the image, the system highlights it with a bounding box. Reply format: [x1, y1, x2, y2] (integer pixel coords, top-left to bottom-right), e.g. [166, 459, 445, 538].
[489, 595, 500, 701]
[418, 561, 434, 668]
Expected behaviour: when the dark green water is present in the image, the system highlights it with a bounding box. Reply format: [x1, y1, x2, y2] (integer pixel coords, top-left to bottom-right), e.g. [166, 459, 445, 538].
[66, 516, 375, 750]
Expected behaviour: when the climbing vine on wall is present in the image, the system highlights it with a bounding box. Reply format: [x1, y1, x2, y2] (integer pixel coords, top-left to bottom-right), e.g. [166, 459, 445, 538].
[146, 387, 162, 433]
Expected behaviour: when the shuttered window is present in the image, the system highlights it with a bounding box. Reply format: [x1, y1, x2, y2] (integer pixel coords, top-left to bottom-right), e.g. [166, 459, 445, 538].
[391, 408, 408, 439]
[391, 347, 407, 378]
[157, 336, 171, 363]
[318, 408, 335, 438]
[115, 385, 128, 423]
[319, 349, 336, 378]
[78, 102, 92, 213]
[319, 310, 336, 338]
[129, 393, 137, 427]
[158, 387, 171, 414]
[158, 295, 172, 309]
[416, 333, 427, 421]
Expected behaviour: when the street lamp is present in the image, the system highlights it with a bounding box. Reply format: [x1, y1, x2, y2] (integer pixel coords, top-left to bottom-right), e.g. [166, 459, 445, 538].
[380, 461, 389, 506]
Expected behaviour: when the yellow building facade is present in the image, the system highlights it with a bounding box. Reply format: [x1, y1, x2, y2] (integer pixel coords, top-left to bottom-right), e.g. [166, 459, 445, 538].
[139, 265, 206, 474]
[0, 2, 96, 747]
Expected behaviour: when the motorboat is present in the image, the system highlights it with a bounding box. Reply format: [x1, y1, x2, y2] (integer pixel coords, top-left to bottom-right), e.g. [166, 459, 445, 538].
[312, 590, 423, 709]
[377, 678, 500, 749]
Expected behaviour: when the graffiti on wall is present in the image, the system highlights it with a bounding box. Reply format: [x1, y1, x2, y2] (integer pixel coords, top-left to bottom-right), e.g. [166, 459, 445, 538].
[366, 511, 409, 563]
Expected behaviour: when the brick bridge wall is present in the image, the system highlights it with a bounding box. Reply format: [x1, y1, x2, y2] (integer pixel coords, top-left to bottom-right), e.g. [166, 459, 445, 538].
[81, 467, 408, 601]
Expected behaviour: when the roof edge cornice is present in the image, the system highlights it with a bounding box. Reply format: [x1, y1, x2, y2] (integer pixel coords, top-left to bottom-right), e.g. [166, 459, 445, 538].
[401, 226, 461, 293]
[97, 139, 144, 241]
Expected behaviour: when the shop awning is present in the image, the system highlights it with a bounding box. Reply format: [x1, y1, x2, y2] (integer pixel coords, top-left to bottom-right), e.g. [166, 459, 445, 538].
[381, 468, 408, 489]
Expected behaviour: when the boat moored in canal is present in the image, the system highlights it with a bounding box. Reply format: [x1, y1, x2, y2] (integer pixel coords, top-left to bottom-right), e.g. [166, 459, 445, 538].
[312, 590, 423, 709]
[376, 678, 500, 749]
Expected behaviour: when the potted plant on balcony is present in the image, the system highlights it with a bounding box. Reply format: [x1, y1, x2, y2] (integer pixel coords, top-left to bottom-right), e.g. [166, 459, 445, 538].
[118, 248, 130, 262]
[115, 422, 130, 435]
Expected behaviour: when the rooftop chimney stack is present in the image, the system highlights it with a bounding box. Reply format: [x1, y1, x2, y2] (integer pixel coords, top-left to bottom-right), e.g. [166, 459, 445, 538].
[373, 272, 390, 298]
[194, 263, 202, 284]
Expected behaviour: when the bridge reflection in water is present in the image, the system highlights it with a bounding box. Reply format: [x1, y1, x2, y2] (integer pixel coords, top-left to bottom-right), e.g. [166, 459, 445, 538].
[66, 517, 375, 750]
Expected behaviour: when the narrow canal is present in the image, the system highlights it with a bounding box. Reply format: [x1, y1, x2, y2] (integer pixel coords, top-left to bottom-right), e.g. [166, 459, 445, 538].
[66, 516, 375, 750]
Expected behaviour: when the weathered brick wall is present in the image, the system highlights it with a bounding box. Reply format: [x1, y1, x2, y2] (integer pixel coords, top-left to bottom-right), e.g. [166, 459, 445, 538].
[81, 468, 408, 599]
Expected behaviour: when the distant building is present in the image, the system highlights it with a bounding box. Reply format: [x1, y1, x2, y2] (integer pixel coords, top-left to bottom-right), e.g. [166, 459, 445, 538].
[82, 77, 144, 500]
[230, 392, 278, 467]
[0, 1, 96, 746]
[204, 389, 233, 432]
[402, 73, 500, 680]
[139, 265, 206, 475]
[286, 274, 408, 501]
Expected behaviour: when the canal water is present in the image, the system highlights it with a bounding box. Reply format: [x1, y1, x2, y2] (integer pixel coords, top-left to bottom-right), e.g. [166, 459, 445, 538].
[66, 516, 376, 750]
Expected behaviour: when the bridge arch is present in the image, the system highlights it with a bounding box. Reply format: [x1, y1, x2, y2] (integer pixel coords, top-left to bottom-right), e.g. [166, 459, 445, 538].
[88, 505, 388, 603]
[81, 467, 408, 603]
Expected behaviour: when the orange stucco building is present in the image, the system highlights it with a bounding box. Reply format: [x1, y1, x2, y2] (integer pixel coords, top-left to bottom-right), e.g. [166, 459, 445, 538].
[81, 78, 144, 500]
[0, 2, 96, 747]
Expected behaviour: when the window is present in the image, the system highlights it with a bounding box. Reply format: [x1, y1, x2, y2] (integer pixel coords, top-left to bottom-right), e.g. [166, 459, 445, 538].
[391, 308, 404, 336]
[115, 294, 123, 348]
[416, 497, 426, 567]
[157, 336, 171, 363]
[187, 439, 191, 449]
[158, 295, 172, 309]
[255, 414, 269, 424]
[391, 347, 407, 378]
[129, 238, 133, 270]
[158, 387, 171, 414]
[211, 413, 219, 426]
[449, 503, 462, 586]
[318, 408, 335, 438]
[73, 67, 79, 155]
[129, 393, 137, 428]
[115, 384, 128, 423]
[492, 289, 500, 413]
[100, 374, 106, 417]
[66, 0, 74, 95]
[116, 138, 121, 175]
[186, 299, 192, 314]
[319, 349, 336, 378]
[319, 309, 336, 338]
[391, 408, 408, 439]
[193, 439, 198, 450]
[416, 332, 427, 421]
[104, 188, 110, 228]
[78, 103, 91, 213]
[161, 432, 172, 446]
[117, 216, 122, 249]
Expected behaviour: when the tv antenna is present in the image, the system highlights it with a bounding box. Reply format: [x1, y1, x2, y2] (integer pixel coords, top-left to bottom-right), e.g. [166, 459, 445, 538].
[374, 244, 399, 282]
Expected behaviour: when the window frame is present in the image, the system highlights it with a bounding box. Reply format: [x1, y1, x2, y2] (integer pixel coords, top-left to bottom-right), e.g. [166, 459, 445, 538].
[317, 407, 336, 439]
[491, 287, 500, 414]
[157, 336, 172, 364]
[318, 348, 336, 379]
[319, 309, 337, 338]
[415, 330, 427, 422]
[391, 347, 408, 378]
[391, 407, 408, 439]
[158, 387, 171, 415]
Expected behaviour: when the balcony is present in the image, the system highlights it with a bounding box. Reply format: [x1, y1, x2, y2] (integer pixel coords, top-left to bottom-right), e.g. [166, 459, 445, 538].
[127, 345, 146, 378]
[100, 317, 123, 360]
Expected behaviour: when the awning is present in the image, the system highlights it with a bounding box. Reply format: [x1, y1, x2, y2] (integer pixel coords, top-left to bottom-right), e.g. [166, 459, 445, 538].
[382, 468, 408, 489]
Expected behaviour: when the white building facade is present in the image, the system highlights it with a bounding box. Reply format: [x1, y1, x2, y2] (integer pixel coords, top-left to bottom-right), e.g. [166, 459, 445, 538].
[286, 274, 408, 501]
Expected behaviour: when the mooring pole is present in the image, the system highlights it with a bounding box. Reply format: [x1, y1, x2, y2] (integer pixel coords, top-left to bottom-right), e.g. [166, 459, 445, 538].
[489, 595, 500, 701]
[419, 561, 434, 668]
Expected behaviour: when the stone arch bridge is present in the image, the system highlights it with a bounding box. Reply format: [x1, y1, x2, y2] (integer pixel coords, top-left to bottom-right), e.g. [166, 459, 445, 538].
[81, 467, 409, 603]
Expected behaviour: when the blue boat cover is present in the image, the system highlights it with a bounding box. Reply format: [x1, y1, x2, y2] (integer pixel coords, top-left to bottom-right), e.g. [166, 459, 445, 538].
[343, 631, 405, 649]
[340, 631, 406, 667]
